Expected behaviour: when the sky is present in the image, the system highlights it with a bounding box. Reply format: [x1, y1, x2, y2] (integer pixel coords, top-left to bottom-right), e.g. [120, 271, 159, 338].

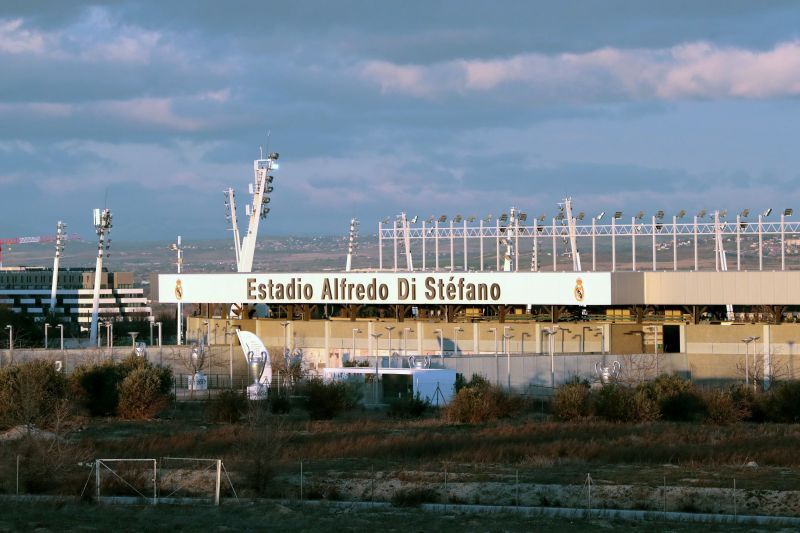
[2, 1, 800, 241]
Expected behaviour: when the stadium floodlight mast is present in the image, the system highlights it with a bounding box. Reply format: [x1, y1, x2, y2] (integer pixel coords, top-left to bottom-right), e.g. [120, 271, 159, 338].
[672, 210, 686, 271]
[170, 236, 184, 345]
[611, 211, 622, 272]
[781, 209, 793, 271]
[345, 218, 359, 272]
[89, 208, 112, 347]
[758, 208, 772, 271]
[591, 211, 605, 271]
[50, 220, 67, 313]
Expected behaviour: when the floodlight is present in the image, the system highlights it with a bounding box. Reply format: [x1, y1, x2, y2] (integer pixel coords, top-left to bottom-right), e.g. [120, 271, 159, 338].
[595, 211, 605, 220]
[762, 208, 772, 217]
[655, 210, 665, 219]
[677, 209, 686, 218]
[577, 212, 585, 221]
[467, 216, 476, 223]
[454, 214, 463, 223]
[484, 214, 493, 222]
[613, 211, 622, 219]
[697, 210, 706, 218]
[410, 215, 419, 224]
[719, 210, 727, 218]
[381, 217, 390, 224]
[426, 215, 435, 223]
[635, 211, 644, 220]
[538, 214, 546, 222]
[740, 209, 750, 218]
[784, 208, 793, 217]
[518, 213, 527, 222]
[439, 215, 447, 223]
[499, 213, 508, 222]
[555, 212, 564, 221]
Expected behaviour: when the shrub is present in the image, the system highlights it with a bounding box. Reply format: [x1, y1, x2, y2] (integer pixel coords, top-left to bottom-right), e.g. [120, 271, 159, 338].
[640, 375, 705, 422]
[71, 357, 171, 418]
[117, 364, 173, 419]
[268, 389, 291, 414]
[443, 379, 524, 424]
[589, 384, 659, 423]
[388, 392, 431, 419]
[703, 389, 748, 425]
[763, 381, 800, 422]
[209, 390, 247, 423]
[391, 487, 439, 507]
[0, 360, 68, 430]
[552, 379, 590, 421]
[69, 361, 123, 416]
[300, 378, 361, 420]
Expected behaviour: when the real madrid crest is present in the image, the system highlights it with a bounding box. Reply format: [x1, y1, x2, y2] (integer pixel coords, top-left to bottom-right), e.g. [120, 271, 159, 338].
[574, 278, 584, 302]
[174, 279, 183, 301]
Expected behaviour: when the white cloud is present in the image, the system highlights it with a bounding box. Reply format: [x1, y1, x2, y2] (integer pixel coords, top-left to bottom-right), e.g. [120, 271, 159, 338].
[359, 40, 800, 102]
[0, 18, 46, 54]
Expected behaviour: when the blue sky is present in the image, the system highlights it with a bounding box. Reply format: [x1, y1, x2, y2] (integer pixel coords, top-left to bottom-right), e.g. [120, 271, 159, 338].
[1, 1, 800, 240]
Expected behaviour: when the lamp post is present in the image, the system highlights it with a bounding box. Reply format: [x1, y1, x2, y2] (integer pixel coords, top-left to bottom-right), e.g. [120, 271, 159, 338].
[520, 332, 530, 356]
[453, 327, 463, 356]
[352, 328, 361, 362]
[542, 327, 558, 389]
[385, 326, 395, 356]
[203, 320, 210, 346]
[434, 328, 443, 366]
[370, 332, 382, 366]
[149, 319, 154, 346]
[156, 321, 162, 365]
[403, 327, 413, 357]
[488, 327, 498, 385]
[280, 321, 290, 359]
[44, 323, 51, 350]
[596, 326, 605, 354]
[503, 330, 513, 391]
[57, 324, 64, 352]
[5, 325, 12, 361]
[581, 326, 595, 353]
[742, 336, 760, 388]
[129, 332, 138, 353]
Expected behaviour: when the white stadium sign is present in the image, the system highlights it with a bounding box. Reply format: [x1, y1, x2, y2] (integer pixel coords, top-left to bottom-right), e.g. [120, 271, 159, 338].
[158, 272, 612, 306]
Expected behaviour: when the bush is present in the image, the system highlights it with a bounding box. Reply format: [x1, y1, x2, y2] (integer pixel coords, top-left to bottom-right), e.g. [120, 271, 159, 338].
[763, 381, 800, 422]
[443, 379, 524, 424]
[209, 390, 248, 423]
[703, 389, 748, 425]
[391, 487, 440, 507]
[589, 384, 659, 423]
[117, 364, 173, 419]
[552, 379, 590, 421]
[640, 375, 705, 422]
[388, 392, 431, 419]
[300, 378, 361, 420]
[268, 389, 291, 414]
[71, 356, 171, 418]
[0, 360, 68, 429]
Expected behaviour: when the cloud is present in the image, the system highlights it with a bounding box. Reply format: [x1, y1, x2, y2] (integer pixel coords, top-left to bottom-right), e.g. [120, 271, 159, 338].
[359, 40, 800, 103]
[0, 18, 46, 54]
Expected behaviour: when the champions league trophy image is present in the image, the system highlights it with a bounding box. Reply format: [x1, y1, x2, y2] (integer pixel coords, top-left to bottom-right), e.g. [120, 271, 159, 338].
[237, 330, 272, 399]
[594, 360, 621, 385]
[184, 341, 208, 391]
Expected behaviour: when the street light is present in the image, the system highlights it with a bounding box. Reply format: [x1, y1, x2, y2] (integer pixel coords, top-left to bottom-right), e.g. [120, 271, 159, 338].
[5, 325, 12, 355]
[542, 327, 559, 388]
[44, 323, 51, 350]
[385, 326, 395, 356]
[453, 327, 463, 356]
[129, 332, 139, 354]
[434, 328, 443, 365]
[520, 332, 530, 356]
[595, 326, 605, 354]
[370, 332, 382, 364]
[503, 329, 514, 391]
[202, 320, 211, 346]
[488, 327, 498, 385]
[402, 327, 413, 357]
[280, 321, 290, 359]
[742, 336, 760, 388]
[352, 328, 361, 362]
[155, 321, 162, 365]
[57, 324, 64, 352]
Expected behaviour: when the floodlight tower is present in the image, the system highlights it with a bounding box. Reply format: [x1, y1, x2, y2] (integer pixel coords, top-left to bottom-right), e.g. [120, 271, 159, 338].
[502, 209, 517, 272]
[223, 188, 241, 266]
[237, 150, 278, 273]
[49, 221, 67, 313]
[345, 218, 359, 272]
[170, 236, 184, 345]
[398, 212, 414, 271]
[89, 208, 112, 346]
[559, 198, 582, 271]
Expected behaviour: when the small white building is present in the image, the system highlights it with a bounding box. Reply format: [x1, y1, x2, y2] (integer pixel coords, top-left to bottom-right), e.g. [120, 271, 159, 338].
[322, 367, 456, 406]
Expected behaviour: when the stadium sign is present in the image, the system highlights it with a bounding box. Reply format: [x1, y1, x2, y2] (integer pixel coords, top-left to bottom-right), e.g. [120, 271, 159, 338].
[157, 272, 612, 306]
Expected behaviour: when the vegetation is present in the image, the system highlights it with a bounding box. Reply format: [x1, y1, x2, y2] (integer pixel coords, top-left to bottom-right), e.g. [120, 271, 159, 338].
[0, 360, 68, 430]
[444, 374, 525, 423]
[387, 392, 431, 419]
[299, 377, 361, 420]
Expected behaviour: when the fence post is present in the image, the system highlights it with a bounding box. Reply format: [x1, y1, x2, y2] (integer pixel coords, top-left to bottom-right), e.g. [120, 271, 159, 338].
[215, 459, 222, 506]
[96, 459, 101, 500]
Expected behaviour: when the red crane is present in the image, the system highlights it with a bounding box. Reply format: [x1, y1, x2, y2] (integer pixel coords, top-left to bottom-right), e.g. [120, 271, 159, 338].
[0, 233, 81, 267]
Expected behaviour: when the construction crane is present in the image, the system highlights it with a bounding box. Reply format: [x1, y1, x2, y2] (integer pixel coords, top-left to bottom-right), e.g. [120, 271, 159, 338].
[0, 233, 81, 268]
